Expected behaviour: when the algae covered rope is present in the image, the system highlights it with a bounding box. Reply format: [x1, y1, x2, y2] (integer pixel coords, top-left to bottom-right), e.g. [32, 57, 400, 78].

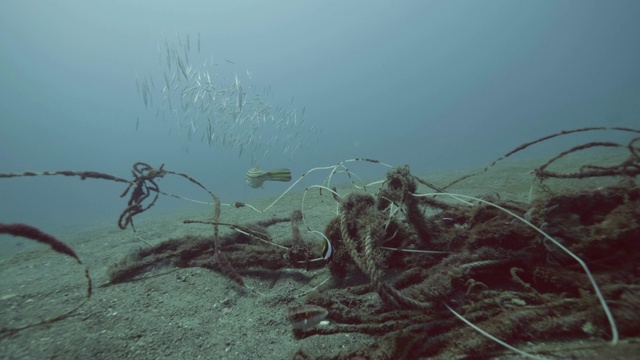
[0, 223, 92, 336]
[0, 162, 220, 231]
[118, 162, 166, 230]
[0, 169, 130, 183]
[338, 193, 432, 310]
[535, 137, 640, 179]
[443, 126, 640, 189]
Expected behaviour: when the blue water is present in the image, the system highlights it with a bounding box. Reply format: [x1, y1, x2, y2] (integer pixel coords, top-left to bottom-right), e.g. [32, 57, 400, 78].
[1, 0, 639, 236]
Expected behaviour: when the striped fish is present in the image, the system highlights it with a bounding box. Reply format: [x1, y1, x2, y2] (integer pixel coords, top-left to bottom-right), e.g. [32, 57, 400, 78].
[287, 304, 328, 330]
[245, 167, 292, 188]
[293, 237, 334, 270]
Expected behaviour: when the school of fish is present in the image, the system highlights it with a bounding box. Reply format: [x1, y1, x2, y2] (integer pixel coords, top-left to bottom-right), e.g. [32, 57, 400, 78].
[136, 33, 320, 161]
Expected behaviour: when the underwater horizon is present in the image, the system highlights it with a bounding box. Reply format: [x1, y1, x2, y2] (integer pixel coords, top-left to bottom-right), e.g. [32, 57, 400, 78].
[1, 0, 639, 231]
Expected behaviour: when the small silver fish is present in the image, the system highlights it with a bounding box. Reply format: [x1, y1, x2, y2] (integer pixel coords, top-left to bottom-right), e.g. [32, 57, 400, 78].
[245, 167, 291, 188]
[287, 304, 328, 330]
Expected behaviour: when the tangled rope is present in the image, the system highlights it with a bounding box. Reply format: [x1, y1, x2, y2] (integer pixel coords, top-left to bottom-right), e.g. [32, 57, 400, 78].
[118, 162, 166, 229]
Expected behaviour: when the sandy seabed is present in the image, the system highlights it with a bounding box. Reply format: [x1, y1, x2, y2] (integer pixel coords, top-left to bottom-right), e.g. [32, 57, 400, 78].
[1, 155, 639, 360]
